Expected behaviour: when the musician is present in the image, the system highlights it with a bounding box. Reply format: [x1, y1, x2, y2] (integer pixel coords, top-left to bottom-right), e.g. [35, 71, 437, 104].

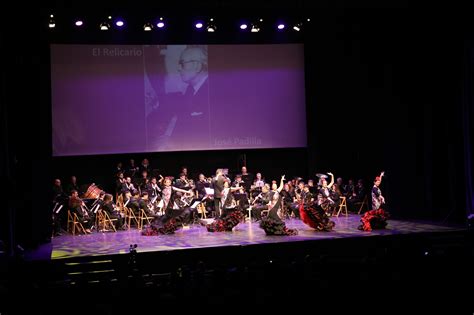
[253, 172, 265, 189]
[115, 172, 126, 195]
[66, 176, 80, 195]
[175, 173, 191, 190]
[139, 192, 154, 216]
[114, 162, 123, 177]
[101, 194, 125, 230]
[232, 174, 249, 210]
[68, 190, 92, 233]
[329, 184, 342, 214]
[195, 173, 209, 199]
[140, 158, 151, 175]
[147, 177, 162, 200]
[212, 169, 227, 217]
[251, 184, 271, 221]
[137, 170, 149, 194]
[307, 179, 317, 194]
[127, 159, 139, 178]
[240, 166, 253, 192]
[121, 177, 136, 195]
[281, 183, 299, 218]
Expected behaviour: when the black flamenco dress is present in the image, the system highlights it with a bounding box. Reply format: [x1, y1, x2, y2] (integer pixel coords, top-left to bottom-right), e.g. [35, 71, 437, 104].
[298, 201, 335, 231]
[358, 208, 389, 231]
[142, 189, 192, 235]
[259, 196, 298, 236]
[205, 191, 244, 232]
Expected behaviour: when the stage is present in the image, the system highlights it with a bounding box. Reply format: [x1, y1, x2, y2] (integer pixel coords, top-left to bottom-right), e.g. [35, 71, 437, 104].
[28, 214, 465, 261]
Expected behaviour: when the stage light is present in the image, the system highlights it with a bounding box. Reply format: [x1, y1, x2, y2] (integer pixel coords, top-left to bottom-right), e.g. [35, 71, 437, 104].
[307, 18, 311, 22]
[116, 20, 124, 27]
[240, 23, 248, 30]
[75, 20, 83, 27]
[100, 16, 112, 31]
[277, 23, 285, 30]
[49, 14, 55, 28]
[251, 19, 262, 32]
[156, 17, 165, 28]
[195, 22, 203, 29]
[293, 23, 302, 32]
[100, 22, 110, 30]
[143, 22, 153, 31]
[207, 18, 216, 32]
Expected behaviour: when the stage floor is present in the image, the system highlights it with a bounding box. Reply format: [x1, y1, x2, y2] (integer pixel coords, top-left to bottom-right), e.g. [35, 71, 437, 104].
[30, 214, 464, 260]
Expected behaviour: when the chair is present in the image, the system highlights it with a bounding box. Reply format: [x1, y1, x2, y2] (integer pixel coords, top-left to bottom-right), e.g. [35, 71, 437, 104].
[138, 209, 154, 229]
[335, 196, 349, 217]
[124, 206, 140, 230]
[67, 210, 87, 235]
[357, 195, 369, 214]
[96, 209, 117, 232]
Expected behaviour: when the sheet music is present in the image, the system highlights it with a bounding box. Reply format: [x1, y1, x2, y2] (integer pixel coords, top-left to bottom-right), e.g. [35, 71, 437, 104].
[191, 201, 201, 209]
[204, 187, 214, 195]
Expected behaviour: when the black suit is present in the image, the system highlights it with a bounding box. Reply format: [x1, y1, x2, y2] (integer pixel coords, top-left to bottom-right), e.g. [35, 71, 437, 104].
[147, 78, 210, 151]
[212, 175, 226, 217]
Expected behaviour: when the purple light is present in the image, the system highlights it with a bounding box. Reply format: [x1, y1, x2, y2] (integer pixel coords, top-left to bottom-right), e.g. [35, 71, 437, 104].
[277, 24, 285, 30]
[240, 24, 248, 30]
[195, 22, 203, 29]
[116, 20, 124, 27]
[157, 22, 165, 28]
[75, 20, 83, 27]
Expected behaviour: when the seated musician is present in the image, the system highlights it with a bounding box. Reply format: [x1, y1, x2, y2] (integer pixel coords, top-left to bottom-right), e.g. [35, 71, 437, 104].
[128, 190, 141, 215]
[232, 174, 249, 210]
[68, 190, 92, 233]
[139, 191, 154, 216]
[251, 184, 271, 221]
[101, 194, 125, 230]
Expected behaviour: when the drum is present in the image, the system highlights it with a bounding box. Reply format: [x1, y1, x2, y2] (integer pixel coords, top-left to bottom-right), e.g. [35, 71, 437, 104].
[83, 184, 102, 199]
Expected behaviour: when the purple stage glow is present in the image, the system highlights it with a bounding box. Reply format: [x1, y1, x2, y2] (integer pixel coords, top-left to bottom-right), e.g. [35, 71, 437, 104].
[51, 44, 307, 156]
[195, 22, 203, 29]
[157, 22, 165, 28]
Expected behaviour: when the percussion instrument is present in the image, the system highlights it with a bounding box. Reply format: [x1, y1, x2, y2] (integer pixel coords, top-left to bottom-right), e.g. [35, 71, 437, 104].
[83, 184, 102, 199]
[316, 173, 328, 179]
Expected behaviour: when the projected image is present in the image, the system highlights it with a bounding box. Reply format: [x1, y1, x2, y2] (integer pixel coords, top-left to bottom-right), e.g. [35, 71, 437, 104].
[51, 44, 306, 156]
[144, 45, 211, 151]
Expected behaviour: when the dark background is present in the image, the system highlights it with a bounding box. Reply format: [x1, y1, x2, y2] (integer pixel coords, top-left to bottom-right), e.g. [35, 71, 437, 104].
[1, 1, 473, 252]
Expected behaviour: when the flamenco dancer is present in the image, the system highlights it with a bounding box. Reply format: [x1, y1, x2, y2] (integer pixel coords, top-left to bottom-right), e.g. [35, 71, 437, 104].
[358, 171, 389, 231]
[259, 175, 298, 236]
[204, 181, 245, 232]
[142, 177, 194, 235]
[299, 172, 335, 232]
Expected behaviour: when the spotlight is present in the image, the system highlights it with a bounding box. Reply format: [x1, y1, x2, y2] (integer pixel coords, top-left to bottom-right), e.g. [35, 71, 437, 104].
[240, 23, 248, 30]
[100, 22, 110, 31]
[277, 23, 285, 30]
[48, 14, 55, 28]
[207, 18, 216, 32]
[156, 17, 165, 28]
[75, 20, 83, 27]
[251, 19, 262, 33]
[293, 23, 302, 32]
[116, 20, 124, 27]
[143, 22, 153, 31]
[195, 22, 203, 29]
